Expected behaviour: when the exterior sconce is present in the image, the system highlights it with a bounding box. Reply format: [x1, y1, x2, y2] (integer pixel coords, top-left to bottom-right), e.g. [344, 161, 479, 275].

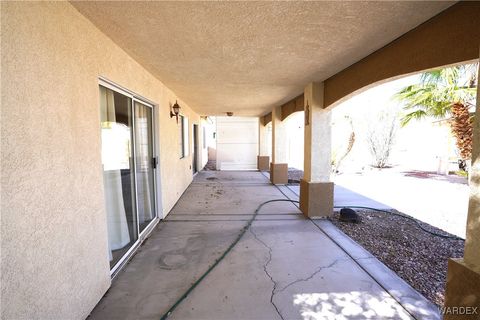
[226, 112, 233, 117]
[305, 100, 310, 126]
[170, 100, 181, 123]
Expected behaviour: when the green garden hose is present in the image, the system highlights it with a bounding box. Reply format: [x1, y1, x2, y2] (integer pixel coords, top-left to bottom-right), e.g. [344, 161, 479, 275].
[333, 205, 464, 241]
[159, 198, 300, 320]
[159, 194, 462, 319]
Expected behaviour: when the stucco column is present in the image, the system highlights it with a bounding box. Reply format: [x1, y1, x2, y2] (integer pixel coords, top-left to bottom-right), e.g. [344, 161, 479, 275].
[257, 119, 270, 171]
[270, 105, 288, 184]
[299, 82, 333, 218]
[444, 60, 480, 318]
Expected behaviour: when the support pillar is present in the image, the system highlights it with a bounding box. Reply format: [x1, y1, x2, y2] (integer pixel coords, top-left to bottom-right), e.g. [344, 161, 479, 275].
[257, 119, 270, 171]
[270, 105, 288, 184]
[444, 60, 480, 319]
[299, 82, 334, 218]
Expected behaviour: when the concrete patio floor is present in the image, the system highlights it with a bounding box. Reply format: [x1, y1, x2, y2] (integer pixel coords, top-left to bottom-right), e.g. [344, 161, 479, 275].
[90, 171, 439, 320]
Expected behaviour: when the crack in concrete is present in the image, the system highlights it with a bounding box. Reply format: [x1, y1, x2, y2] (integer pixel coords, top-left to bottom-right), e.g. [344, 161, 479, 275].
[249, 226, 350, 320]
[277, 258, 344, 293]
[249, 227, 285, 320]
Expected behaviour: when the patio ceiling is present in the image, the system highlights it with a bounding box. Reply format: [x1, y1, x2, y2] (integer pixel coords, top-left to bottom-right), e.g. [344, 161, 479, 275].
[72, 1, 454, 116]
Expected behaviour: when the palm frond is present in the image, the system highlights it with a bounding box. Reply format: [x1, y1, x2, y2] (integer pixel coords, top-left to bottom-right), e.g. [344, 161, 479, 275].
[395, 63, 478, 126]
[400, 110, 427, 126]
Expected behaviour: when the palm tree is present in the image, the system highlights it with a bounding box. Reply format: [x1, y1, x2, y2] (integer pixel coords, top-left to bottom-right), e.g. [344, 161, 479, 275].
[394, 63, 478, 170]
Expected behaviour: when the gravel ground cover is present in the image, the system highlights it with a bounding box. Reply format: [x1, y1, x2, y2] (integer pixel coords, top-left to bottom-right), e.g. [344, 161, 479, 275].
[288, 168, 304, 183]
[204, 160, 217, 171]
[329, 209, 464, 307]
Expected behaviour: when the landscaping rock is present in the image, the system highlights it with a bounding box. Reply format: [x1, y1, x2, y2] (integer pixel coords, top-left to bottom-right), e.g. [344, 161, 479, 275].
[339, 208, 361, 223]
[329, 209, 464, 308]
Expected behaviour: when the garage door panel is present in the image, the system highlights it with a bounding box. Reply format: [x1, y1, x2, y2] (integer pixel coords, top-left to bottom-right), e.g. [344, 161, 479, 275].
[216, 117, 259, 171]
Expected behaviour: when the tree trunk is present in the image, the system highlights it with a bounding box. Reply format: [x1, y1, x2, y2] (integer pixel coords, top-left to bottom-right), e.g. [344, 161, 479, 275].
[450, 103, 473, 171]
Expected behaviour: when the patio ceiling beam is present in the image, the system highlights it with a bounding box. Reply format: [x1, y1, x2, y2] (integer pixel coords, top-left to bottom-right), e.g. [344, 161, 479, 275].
[280, 94, 304, 121]
[323, 2, 480, 109]
[261, 112, 272, 126]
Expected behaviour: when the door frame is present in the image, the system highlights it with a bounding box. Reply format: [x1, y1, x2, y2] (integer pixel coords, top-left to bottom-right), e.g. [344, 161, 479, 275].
[192, 124, 198, 174]
[98, 77, 161, 278]
[132, 98, 158, 235]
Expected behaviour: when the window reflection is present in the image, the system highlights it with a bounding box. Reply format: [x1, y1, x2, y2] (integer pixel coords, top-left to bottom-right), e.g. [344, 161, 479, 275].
[100, 86, 138, 268]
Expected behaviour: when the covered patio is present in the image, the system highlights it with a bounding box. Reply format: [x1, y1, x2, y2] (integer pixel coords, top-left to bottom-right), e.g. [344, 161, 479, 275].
[90, 171, 437, 320]
[2, 2, 480, 319]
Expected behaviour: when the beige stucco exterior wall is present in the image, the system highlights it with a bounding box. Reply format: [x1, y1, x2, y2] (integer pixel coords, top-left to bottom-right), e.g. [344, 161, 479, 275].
[1, 2, 201, 319]
[303, 82, 331, 182]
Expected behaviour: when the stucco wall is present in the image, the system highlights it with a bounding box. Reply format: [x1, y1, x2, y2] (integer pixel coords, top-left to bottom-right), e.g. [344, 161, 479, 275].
[1, 2, 201, 319]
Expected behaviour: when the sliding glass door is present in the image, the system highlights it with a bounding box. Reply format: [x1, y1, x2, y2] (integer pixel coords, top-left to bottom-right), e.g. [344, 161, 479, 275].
[100, 85, 157, 271]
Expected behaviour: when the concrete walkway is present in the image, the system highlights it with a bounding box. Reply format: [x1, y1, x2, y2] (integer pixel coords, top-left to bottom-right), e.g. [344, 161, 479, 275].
[90, 171, 438, 320]
[334, 171, 468, 238]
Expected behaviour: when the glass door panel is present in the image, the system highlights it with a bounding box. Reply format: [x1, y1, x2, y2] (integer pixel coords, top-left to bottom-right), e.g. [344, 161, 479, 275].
[134, 101, 156, 234]
[100, 86, 138, 269]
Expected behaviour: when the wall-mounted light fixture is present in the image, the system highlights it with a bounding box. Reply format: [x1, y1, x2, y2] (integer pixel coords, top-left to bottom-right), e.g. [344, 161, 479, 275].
[226, 112, 233, 117]
[305, 100, 310, 126]
[170, 100, 181, 123]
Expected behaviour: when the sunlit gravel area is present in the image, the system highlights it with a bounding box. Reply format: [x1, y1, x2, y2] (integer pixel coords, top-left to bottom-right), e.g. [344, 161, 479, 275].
[329, 209, 465, 307]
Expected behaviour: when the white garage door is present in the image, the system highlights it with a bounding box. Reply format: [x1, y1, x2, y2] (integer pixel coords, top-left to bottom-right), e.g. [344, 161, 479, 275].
[216, 116, 259, 170]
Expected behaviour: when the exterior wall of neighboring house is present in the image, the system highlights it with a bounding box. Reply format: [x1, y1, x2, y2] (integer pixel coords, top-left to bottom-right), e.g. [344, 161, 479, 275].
[1, 2, 203, 319]
[393, 119, 458, 173]
[208, 146, 217, 161]
[216, 117, 259, 170]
